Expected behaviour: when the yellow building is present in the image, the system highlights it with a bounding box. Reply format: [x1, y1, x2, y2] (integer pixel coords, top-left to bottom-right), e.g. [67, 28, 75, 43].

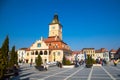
[82, 48, 95, 59]
[18, 14, 72, 64]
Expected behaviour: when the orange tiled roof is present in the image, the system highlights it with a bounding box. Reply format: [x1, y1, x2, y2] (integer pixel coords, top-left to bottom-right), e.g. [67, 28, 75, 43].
[110, 49, 117, 53]
[44, 36, 61, 42]
[72, 51, 82, 54]
[43, 36, 70, 50]
[26, 48, 30, 51]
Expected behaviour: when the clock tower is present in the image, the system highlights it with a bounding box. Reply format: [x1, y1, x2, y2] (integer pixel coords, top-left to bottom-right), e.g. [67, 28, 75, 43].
[49, 14, 62, 40]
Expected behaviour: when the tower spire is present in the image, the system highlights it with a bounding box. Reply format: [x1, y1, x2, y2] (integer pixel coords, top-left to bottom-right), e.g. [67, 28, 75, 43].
[50, 14, 60, 24]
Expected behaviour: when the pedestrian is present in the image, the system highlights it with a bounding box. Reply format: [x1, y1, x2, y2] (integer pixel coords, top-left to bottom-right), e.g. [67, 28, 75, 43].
[60, 62, 62, 68]
[30, 62, 32, 67]
[113, 59, 118, 66]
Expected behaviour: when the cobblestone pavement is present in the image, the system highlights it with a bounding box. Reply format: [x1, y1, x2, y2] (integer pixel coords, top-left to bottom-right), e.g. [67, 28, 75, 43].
[19, 63, 120, 80]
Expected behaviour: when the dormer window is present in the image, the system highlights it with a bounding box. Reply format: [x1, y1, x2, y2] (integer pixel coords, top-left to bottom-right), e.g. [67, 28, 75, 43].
[37, 43, 41, 47]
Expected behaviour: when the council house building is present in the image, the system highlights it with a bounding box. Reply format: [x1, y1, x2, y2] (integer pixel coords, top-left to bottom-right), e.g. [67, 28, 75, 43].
[18, 14, 72, 64]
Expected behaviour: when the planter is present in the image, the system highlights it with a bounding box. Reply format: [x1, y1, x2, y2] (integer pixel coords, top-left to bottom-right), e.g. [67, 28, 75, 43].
[93, 64, 101, 67]
[63, 65, 74, 68]
[86, 64, 93, 68]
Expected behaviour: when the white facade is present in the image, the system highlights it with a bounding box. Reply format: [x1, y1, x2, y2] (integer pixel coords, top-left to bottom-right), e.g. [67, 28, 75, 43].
[73, 51, 85, 61]
[77, 53, 85, 61]
[27, 38, 49, 63]
[95, 53, 103, 60]
[103, 52, 109, 61]
[17, 49, 26, 63]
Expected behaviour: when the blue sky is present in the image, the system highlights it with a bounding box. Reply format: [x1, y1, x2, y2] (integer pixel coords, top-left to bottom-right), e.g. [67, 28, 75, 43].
[0, 0, 120, 50]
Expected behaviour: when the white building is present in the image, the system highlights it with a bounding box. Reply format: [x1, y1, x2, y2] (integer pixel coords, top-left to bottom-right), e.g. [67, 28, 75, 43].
[95, 48, 109, 61]
[72, 51, 85, 61]
[17, 48, 27, 63]
[109, 49, 117, 60]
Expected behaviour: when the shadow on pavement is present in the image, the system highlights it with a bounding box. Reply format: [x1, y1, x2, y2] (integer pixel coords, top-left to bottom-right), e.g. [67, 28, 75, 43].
[19, 68, 31, 72]
[20, 72, 33, 77]
[117, 74, 120, 77]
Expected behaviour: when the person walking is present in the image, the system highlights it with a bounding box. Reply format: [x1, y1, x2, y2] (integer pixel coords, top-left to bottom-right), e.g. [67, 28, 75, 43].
[113, 59, 118, 66]
[30, 62, 32, 67]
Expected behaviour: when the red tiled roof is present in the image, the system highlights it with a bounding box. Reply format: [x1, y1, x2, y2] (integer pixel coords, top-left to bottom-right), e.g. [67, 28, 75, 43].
[95, 48, 108, 53]
[95, 50, 101, 53]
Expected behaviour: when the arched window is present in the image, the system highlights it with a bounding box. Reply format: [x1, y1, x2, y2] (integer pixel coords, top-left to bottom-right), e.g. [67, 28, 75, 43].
[44, 51, 47, 55]
[40, 51, 43, 55]
[27, 53, 29, 56]
[31, 52, 34, 55]
[35, 51, 38, 55]
[58, 52, 60, 56]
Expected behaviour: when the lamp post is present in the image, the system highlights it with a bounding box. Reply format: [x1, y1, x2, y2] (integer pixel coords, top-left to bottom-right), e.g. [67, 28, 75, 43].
[22, 52, 23, 64]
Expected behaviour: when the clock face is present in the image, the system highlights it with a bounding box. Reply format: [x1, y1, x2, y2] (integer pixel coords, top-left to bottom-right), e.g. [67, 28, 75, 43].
[52, 26, 55, 29]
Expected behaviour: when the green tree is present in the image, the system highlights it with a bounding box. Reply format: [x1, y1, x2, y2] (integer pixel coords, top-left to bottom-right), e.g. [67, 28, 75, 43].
[0, 36, 9, 79]
[9, 46, 18, 67]
[86, 55, 93, 68]
[35, 54, 43, 66]
[62, 54, 66, 65]
[62, 54, 71, 65]
[0, 50, 4, 79]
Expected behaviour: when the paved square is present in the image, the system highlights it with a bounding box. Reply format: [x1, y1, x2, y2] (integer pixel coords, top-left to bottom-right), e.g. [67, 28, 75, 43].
[18, 63, 120, 80]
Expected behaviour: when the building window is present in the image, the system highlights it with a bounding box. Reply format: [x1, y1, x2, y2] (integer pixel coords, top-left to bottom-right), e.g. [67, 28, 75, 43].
[27, 53, 29, 56]
[40, 51, 43, 55]
[35, 51, 38, 55]
[44, 51, 47, 55]
[37, 43, 41, 47]
[45, 59, 47, 62]
[31, 59, 33, 63]
[31, 52, 34, 55]
[58, 52, 60, 56]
